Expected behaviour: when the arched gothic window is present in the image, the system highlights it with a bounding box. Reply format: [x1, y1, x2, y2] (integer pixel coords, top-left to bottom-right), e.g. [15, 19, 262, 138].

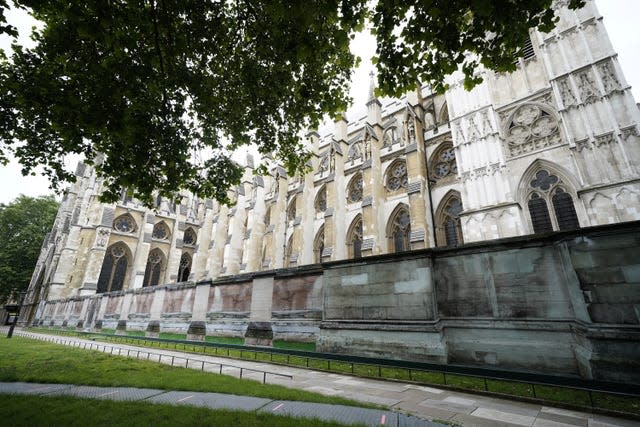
[97, 243, 130, 293]
[113, 213, 137, 233]
[183, 227, 197, 246]
[527, 169, 579, 233]
[315, 187, 327, 213]
[142, 248, 165, 287]
[429, 143, 457, 184]
[436, 194, 464, 247]
[347, 173, 363, 203]
[347, 216, 363, 259]
[287, 197, 297, 222]
[387, 206, 411, 253]
[177, 252, 192, 282]
[152, 222, 170, 240]
[313, 226, 325, 264]
[386, 159, 408, 192]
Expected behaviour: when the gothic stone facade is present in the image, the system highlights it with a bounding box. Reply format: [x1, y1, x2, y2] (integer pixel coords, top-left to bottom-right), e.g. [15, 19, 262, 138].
[21, 0, 640, 380]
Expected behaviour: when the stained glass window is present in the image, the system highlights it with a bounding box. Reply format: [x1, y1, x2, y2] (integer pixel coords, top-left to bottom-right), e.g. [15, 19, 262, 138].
[183, 228, 197, 246]
[386, 160, 408, 191]
[347, 174, 363, 203]
[152, 222, 170, 240]
[113, 214, 136, 233]
[314, 227, 325, 263]
[348, 217, 363, 259]
[177, 252, 191, 282]
[389, 208, 411, 252]
[97, 243, 129, 293]
[527, 169, 579, 234]
[437, 195, 464, 247]
[315, 187, 327, 213]
[143, 248, 164, 287]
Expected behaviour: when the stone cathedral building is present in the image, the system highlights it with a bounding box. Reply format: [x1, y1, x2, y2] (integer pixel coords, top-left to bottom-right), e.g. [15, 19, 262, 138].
[21, 0, 640, 380]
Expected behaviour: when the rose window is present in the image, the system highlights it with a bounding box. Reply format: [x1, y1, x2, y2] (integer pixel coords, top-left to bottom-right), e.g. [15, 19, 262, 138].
[113, 215, 136, 233]
[387, 161, 408, 191]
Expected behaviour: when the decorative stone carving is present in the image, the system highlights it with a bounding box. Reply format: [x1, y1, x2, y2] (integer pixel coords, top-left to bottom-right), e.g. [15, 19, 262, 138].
[347, 141, 363, 164]
[557, 76, 577, 108]
[95, 228, 110, 248]
[575, 68, 600, 104]
[597, 61, 621, 94]
[505, 104, 562, 157]
[595, 132, 615, 147]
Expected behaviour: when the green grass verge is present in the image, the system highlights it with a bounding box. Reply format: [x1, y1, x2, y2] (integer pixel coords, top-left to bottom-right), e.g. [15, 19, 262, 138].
[23, 328, 640, 416]
[0, 394, 364, 427]
[0, 337, 365, 408]
[273, 340, 316, 352]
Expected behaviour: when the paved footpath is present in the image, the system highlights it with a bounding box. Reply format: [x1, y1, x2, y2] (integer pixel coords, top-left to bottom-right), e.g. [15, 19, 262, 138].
[6, 330, 640, 427]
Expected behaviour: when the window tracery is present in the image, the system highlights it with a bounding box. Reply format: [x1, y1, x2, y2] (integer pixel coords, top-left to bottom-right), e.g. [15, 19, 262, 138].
[527, 169, 579, 233]
[347, 174, 363, 203]
[436, 193, 464, 247]
[113, 214, 137, 233]
[183, 227, 197, 246]
[347, 141, 363, 164]
[505, 104, 561, 157]
[429, 143, 457, 184]
[177, 252, 192, 282]
[347, 216, 363, 259]
[386, 160, 408, 192]
[388, 206, 411, 252]
[143, 248, 165, 287]
[97, 242, 129, 293]
[152, 222, 170, 240]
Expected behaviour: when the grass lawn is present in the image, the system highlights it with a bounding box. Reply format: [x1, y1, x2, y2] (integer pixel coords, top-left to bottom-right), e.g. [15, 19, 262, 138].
[21, 329, 640, 416]
[0, 394, 364, 427]
[0, 337, 365, 408]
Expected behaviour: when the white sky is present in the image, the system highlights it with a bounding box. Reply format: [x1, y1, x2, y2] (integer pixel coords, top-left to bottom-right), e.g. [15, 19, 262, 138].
[0, 0, 638, 204]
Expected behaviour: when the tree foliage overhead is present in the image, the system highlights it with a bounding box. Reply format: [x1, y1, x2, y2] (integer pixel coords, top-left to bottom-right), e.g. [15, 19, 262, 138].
[0, 0, 583, 206]
[0, 195, 58, 303]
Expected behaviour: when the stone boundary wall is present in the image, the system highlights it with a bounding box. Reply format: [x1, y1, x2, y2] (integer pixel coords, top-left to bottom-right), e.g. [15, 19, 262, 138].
[35, 221, 640, 383]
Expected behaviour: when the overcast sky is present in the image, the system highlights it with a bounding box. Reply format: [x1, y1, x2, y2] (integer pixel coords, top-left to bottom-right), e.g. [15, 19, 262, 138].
[0, 1, 638, 204]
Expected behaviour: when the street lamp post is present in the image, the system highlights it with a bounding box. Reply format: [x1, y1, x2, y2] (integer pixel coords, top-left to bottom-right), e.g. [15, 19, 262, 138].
[7, 291, 27, 338]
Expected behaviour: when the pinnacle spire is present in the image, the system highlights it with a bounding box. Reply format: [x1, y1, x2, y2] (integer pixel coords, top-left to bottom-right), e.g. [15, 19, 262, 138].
[367, 70, 377, 103]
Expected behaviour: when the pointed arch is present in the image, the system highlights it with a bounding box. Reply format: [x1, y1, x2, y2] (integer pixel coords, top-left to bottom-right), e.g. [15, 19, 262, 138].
[386, 203, 411, 253]
[438, 101, 449, 124]
[152, 221, 170, 240]
[385, 158, 408, 192]
[287, 196, 297, 222]
[183, 227, 197, 246]
[428, 141, 457, 184]
[518, 160, 581, 234]
[97, 242, 132, 293]
[313, 225, 325, 264]
[177, 252, 192, 282]
[346, 173, 363, 203]
[314, 185, 327, 213]
[435, 190, 464, 247]
[285, 234, 295, 268]
[346, 214, 363, 259]
[143, 248, 166, 287]
[112, 213, 137, 233]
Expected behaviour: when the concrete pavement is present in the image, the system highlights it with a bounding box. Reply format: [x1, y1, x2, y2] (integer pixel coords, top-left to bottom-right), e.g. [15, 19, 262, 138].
[6, 330, 640, 427]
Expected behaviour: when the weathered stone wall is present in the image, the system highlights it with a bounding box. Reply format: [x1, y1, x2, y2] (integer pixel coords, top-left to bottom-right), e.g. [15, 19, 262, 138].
[318, 221, 640, 382]
[36, 221, 640, 383]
